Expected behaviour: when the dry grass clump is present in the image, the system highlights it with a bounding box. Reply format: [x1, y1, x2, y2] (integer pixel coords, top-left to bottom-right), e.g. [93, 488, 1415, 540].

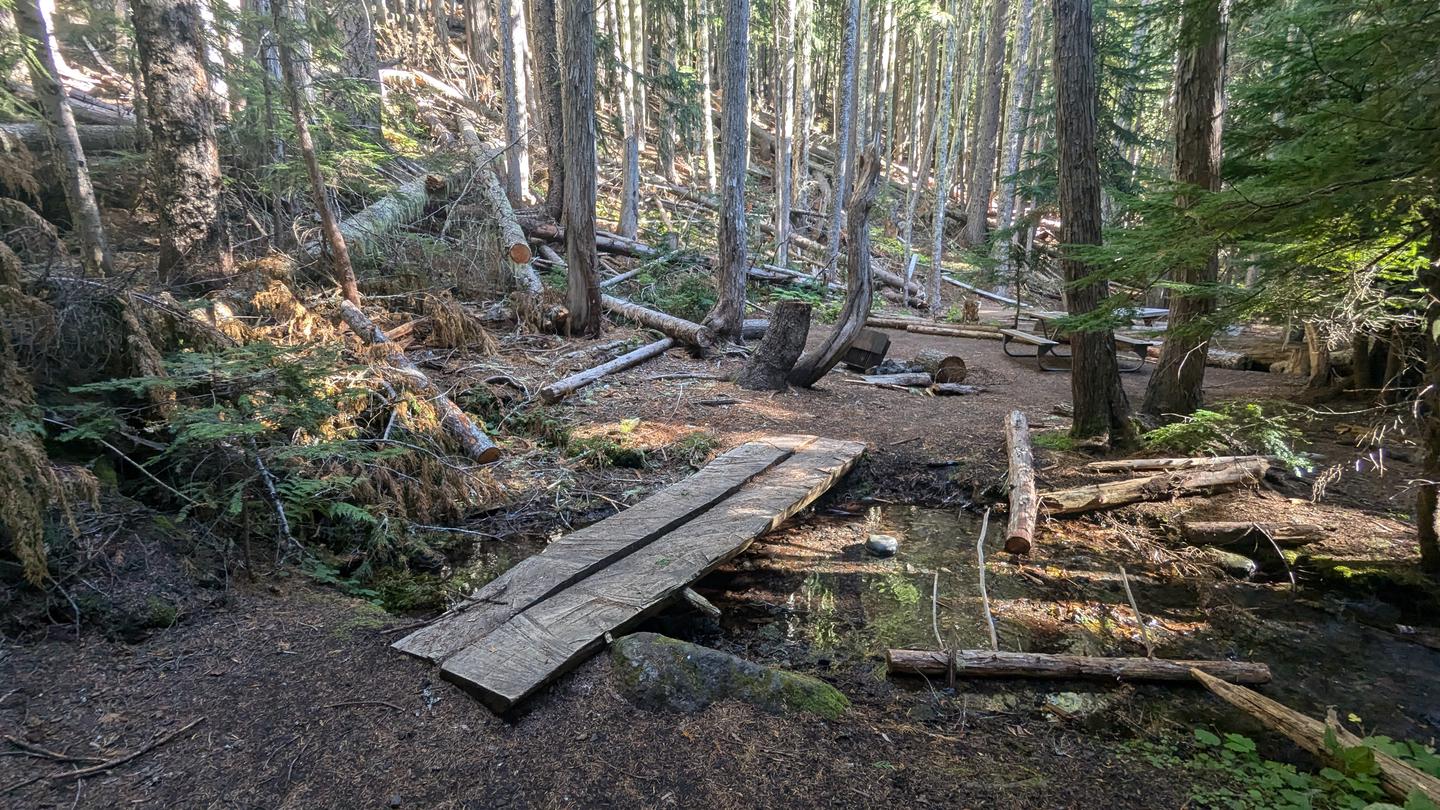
[422, 292, 497, 352]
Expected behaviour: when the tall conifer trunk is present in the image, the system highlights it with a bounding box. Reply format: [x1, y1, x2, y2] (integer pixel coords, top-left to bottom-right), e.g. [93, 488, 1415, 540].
[708, 0, 749, 340]
[1053, 0, 1131, 444]
[561, 0, 600, 336]
[1142, 0, 1227, 417]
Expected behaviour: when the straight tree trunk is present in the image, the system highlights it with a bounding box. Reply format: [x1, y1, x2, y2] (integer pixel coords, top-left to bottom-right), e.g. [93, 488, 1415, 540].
[1417, 200, 1440, 575]
[899, 38, 937, 253]
[532, 0, 565, 219]
[926, 0, 960, 315]
[992, 0, 1037, 278]
[657, 6, 678, 183]
[1053, 0, 1131, 444]
[707, 0, 749, 340]
[698, 0, 718, 192]
[792, 0, 813, 204]
[1141, 0, 1227, 417]
[11, 0, 113, 276]
[961, 0, 1010, 248]
[772, 0, 795, 266]
[464, 0, 494, 81]
[616, 0, 641, 237]
[271, 0, 359, 305]
[561, 0, 601, 336]
[823, 0, 860, 282]
[499, 0, 531, 204]
[132, 0, 229, 283]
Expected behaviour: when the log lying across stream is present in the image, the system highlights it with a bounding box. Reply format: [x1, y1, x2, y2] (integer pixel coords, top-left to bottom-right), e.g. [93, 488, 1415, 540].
[339, 301, 500, 463]
[1181, 521, 1325, 548]
[1192, 669, 1440, 804]
[1084, 455, 1273, 473]
[1040, 458, 1269, 516]
[886, 649, 1273, 684]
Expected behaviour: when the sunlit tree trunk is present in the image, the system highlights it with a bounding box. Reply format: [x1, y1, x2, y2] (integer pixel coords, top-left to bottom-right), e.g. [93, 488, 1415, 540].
[1418, 201, 1440, 575]
[823, 0, 860, 282]
[1141, 0, 1227, 417]
[616, 0, 640, 237]
[992, 0, 1037, 277]
[10, 0, 113, 277]
[792, 0, 812, 203]
[707, 0, 748, 340]
[132, 0, 230, 283]
[772, 0, 795, 266]
[271, 0, 358, 305]
[927, 0, 959, 315]
[962, 0, 1010, 247]
[499, 0, 531, 203]
[1053, 0, 1131, 444]
[562, 0, 600, 336]
[698, 0, 718, 192]
[900, 38, 937, 252]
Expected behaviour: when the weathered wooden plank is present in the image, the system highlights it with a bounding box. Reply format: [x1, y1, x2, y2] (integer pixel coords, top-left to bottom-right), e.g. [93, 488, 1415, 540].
[392, 435, 817, 663]
[440, 438, 866, 712]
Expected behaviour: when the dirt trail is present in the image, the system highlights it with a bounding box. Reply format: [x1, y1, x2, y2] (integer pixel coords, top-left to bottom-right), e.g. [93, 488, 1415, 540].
[4, 320, 1438, 808]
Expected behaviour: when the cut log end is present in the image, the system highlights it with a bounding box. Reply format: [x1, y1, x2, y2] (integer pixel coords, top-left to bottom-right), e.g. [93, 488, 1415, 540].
[1003, 536, 1032, 555]
[508, 242, 534, 264]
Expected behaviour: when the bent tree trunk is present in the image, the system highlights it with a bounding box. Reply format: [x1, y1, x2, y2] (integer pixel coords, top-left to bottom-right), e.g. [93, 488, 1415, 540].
[132, 0, 228, 283]
[736, 300, 811, 390]
[789, 149, 881, 387]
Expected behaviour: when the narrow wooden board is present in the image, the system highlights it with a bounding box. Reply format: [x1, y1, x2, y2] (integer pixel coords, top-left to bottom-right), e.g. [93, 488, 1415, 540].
[439, 438, 866, 712]
[392, 435, 817, 663]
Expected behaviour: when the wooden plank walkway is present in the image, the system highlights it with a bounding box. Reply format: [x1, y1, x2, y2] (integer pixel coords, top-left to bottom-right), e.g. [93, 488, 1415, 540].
[394, 435, 816, 664]
[438, 437, 865, 712]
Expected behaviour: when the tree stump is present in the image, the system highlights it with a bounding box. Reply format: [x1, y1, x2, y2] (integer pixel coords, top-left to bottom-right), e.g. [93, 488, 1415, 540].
[736, 301, 811, 390]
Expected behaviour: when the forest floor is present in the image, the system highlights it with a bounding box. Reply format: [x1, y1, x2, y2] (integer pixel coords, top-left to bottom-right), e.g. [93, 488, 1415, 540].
[4, 305, 1439, 808]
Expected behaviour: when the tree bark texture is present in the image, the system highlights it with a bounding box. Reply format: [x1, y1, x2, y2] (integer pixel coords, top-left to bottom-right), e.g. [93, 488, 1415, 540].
[887, 649, 1272, 684]
[708, 0, 749, 340]
[1004, 410, 1038, 554]
[1142, 0, 1227, 418]
[531, 0, 565, 219]
[961, 0, 1010, 248]
[561, 0, 601, 336]
[823, 0, 860, 281]
[132, 0, 228, 283]
[1052, 0, 1131, 444]
[499, 0, 530, 204]
[926, 1, 959, 315]
[736, 300, 811, 390]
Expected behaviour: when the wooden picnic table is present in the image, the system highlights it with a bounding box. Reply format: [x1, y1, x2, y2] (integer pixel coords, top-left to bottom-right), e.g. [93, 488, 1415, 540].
[1006, 310, 1161, 372]
[1026, 308, 1169, 338]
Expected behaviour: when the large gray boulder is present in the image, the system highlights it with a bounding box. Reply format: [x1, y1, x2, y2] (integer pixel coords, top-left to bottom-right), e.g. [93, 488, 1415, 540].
[610, 632, 848, 719]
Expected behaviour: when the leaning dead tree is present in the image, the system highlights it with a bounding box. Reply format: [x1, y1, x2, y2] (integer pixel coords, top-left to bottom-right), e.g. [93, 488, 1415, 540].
[339, 301, 499, 463]
[788, 148, 881, 387]
[1004, 410, 1038, 554]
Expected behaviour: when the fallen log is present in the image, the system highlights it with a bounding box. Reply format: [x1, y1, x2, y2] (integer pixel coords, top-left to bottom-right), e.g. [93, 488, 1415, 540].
[931, 383, 985, 396]
[1005, 410, 1038, 555]
[741, 318, 769, 339]
[306, 173, 450, 259]
[1192, 668, 1440, 804]
[1040, 459, 1269, 516]
[539, 337, 676, 404]
[338, 301, 499, 463]
[599, 266, 644, 288]
[849, 372, 933, 387]
[913, 349, 967, 383]
[1181, 521, 1325, 548]
[942, 274, 1029, 309]
[886, 649, 1272, 684]
[601, 294, 715, 352]
[906, 323, 1004, 341]
[0, 122, 138, 153]
[866, 316, 927, 330]
[1085, 455, 1272, 473]
[873, 267, 929, 306]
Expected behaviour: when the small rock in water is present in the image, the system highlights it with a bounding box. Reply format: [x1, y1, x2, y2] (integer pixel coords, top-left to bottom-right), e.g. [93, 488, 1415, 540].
[866, 534, 899, 557]
[1204, 548, 1259, 579]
